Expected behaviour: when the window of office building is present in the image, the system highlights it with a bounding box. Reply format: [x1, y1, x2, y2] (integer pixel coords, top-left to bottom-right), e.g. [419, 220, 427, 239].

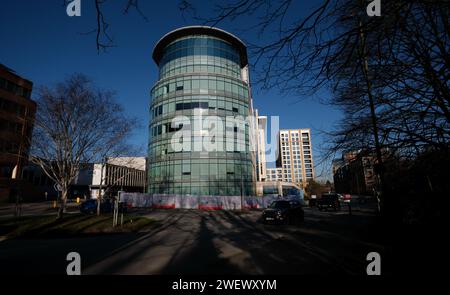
[148, 29, 255, 196]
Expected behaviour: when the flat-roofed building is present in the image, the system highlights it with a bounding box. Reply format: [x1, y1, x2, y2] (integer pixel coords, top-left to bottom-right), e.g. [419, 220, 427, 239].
[21, 157, 147, 200]
[148, 26, 256, 196]
[0, 64, 36, 202]
[255, 110, 267, 181]
[266, 167, 283, 182]
[276, 129, 315, 188]
[89, 157, 147, 198]
[333, 150, 377, 195]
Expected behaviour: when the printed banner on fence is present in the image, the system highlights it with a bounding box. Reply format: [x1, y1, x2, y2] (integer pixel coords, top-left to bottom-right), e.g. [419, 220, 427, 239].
[118, 193, 301, 210]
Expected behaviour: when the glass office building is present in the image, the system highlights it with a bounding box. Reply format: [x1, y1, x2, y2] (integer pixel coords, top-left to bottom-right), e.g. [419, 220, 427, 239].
[148, 26, 256, 196]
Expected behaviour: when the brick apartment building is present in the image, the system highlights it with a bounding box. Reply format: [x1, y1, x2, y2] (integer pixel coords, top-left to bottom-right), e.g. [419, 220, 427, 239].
[333, 150, 377, 196]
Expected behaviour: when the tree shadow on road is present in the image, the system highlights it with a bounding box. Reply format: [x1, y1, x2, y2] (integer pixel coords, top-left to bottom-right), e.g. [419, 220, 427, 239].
[161, 214, 241, 274]
[200, 210, 385, 275]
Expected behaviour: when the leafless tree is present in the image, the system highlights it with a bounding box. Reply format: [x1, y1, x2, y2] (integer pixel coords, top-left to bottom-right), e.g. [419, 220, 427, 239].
[30, 74, 138, 219]
[63, 0, 148, 53]
[176, 0, 450, 218]
[321, 1, 450, 153]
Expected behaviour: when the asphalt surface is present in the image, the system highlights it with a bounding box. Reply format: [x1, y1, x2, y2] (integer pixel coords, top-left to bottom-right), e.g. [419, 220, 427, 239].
[0, 201, 80, 218]
[0, 205, 386, 275]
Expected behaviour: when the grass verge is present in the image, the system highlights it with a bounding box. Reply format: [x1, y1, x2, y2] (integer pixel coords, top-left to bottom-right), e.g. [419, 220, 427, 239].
[0, 213, 157, 239]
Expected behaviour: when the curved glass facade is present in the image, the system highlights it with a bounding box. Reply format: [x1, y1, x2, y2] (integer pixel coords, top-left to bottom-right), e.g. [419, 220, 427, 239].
[148, 29, 256, 196]
[158, 36, 242, 79]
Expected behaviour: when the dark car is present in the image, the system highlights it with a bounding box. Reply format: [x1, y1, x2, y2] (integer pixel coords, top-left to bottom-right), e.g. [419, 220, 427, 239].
[79, 199, 113, 214]
[317, 193, 341, 211]
[262, 200, 304, 225]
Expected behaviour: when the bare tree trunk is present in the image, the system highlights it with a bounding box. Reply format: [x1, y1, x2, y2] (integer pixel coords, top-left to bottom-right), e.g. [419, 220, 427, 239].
[97, 160, 105, 216]
[57, 189, 68, 219]
[358, 19, 386, 215]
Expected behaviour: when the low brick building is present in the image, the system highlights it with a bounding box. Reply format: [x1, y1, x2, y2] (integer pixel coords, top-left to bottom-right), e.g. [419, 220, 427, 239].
[333, 150, 377, 196]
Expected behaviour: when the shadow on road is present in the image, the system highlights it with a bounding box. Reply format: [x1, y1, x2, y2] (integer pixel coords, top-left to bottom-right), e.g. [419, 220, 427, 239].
[0, 208, 386, 275]
[161, 215, 241, 274]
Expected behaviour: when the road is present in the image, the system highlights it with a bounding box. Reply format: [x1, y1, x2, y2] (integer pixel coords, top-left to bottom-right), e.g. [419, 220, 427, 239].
[0, 206, 386, 275]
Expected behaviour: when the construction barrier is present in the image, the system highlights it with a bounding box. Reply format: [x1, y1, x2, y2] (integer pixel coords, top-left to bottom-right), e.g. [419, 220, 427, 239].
[119, 193, 300, 210]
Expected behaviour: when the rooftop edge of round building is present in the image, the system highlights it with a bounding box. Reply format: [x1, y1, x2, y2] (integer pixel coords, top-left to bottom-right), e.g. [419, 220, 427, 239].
[152, 26, 248, 67]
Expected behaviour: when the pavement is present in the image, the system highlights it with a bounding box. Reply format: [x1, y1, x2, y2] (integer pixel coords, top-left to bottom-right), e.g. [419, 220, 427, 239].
[0, 205, 386, 275]
[0, 201, 80, 218]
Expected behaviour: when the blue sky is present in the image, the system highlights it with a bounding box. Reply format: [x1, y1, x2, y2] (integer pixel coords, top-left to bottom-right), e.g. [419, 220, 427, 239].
[0, 0, 342, 181]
